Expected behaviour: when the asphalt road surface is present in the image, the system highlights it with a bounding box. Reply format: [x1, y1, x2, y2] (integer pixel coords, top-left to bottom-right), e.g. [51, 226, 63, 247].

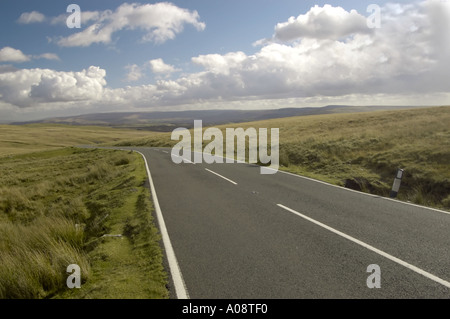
[105, 146, 450, 298]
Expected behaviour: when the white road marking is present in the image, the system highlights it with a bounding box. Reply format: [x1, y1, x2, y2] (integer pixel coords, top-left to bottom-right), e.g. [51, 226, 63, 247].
[205, 168, 238, 185]
[277, 203, 450, 289]
[162, 150, 169, 154]
[134, 150, 190, 299]
[192, 150, 247, 164]
[194, 148, 450, 216]
[276, 170, 450, 216]
[171, 153, 195, 164]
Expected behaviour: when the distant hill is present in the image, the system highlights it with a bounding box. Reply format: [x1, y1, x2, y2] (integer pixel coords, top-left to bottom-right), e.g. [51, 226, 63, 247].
[11, 105, 433, 131]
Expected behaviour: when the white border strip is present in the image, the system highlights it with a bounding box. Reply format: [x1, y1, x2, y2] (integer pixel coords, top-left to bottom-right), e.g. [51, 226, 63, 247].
[277, 203, 450, 289]
[134, 150, 190, 299]
[276, 169, 450, 216]
[205, 168, 238, 185]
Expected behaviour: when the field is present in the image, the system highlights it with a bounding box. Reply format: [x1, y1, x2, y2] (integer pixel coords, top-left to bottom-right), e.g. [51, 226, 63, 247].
[1, 105, 448, 299]
[0, 124, 161, 157]
[117, 106, 450, 210]
[0, 128, 169, 298]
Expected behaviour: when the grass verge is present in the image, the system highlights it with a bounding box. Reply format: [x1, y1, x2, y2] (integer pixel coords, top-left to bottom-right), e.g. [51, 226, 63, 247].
[116, 106, 450, 211]
[0, 147, 168, 299]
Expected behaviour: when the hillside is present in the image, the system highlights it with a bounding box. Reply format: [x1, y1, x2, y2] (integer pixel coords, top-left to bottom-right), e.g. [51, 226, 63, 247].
[116, 105, 450, 210]
[0, 124, 160, 157]
[10, 105, 432, 131]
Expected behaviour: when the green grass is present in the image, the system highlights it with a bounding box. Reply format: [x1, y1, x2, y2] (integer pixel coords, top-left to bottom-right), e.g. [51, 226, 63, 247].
[0, 124, 162, 157]
[0, 147, 168, 299]
[1, 105, 448, 297]
[116, 106, 450, 210]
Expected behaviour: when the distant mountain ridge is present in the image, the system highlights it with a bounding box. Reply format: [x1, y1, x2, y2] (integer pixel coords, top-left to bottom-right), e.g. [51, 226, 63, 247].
[11, 105, 431, 131]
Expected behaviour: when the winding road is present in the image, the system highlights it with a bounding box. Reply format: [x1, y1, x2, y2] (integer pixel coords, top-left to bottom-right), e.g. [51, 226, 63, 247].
[103, 146, 450, 298]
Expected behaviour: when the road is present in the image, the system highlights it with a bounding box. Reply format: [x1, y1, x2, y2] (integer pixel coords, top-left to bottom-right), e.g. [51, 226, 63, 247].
[116, 147, 450, 298]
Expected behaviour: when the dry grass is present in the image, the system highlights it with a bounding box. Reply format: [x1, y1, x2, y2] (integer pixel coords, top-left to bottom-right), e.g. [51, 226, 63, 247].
[0, 148, 168, 299]
[0, 124, 160, 157]
[117, 106, 450, 209]
[0, 217, 90, 299]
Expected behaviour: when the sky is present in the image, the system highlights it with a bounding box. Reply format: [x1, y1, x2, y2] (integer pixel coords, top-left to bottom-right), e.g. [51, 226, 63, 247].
[0, 0, 449, 122]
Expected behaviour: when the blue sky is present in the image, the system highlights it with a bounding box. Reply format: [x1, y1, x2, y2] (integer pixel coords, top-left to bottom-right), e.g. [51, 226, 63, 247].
[0, 0, 373, 87]
[0, 0, 449, 122]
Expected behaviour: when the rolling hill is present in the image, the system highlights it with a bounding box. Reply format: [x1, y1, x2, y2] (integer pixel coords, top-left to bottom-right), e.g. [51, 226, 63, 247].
[10, 105, 434, 131]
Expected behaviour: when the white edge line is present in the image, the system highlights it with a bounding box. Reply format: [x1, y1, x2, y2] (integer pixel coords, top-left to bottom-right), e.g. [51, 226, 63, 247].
[276, 169, 450, 216]
[134, 150, 190, 299]
[85, 146, 450, 216]
[205, 168, 238, 185]
[277, 203, 450, 289]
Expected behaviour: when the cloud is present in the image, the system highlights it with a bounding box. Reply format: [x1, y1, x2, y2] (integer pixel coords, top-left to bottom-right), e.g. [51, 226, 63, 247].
[276, 5, 369, 41]
[149, 58, 180, 74]
[2, 1, 450, 116]
[255, 4, 370, 46]
[0, 66, 106, 107]
[124, 64, 144, 82]
[0, 47, 60, 64]
[56, 2, 205, 47]
[0, 47, 30, 63]
[124, 59, 180, 82]
[17, 11, 46, 24]
[36, 53, 60, 61]
[151, 1, 449, 104]
[51, 11, 101, 26]
[0, 65, 18, 74]
[192, 52, 247, 75]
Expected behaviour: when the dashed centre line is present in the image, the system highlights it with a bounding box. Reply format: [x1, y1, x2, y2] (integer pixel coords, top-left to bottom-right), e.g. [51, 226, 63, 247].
[171, 153, 195, 164]
[205, 168, 238, 185]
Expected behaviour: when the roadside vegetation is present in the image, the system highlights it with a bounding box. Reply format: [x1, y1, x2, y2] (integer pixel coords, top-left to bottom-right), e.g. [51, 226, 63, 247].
[1, 105, 447, 298]
[117, 106, 450, 210]
[0, 147, 168, 299]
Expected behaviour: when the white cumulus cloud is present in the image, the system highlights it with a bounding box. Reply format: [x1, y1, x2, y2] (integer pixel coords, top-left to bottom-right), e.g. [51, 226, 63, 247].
[56, 2, 205, 47]
[2, 1, 450, 116]
[0, 47, 60, 63]
[275, 5, 370, 41]
[0, 66, 106, 108]
[147, 1, 450, 105]
[124, 64, 144, 82]
[192, 52, 247, 75]
[149, 58, 180, 74]
[0, 47, 30, 63]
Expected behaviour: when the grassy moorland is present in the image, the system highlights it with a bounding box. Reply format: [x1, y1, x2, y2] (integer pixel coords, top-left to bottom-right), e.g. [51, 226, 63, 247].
[0, 127, 169, 298]
[0, 124, 161, 157]
[117, 106, 450, 210]
[1, 105, 448, 298]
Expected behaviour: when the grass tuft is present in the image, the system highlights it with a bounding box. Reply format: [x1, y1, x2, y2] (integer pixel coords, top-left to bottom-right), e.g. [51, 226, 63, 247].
[0, 148, 168, 299]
